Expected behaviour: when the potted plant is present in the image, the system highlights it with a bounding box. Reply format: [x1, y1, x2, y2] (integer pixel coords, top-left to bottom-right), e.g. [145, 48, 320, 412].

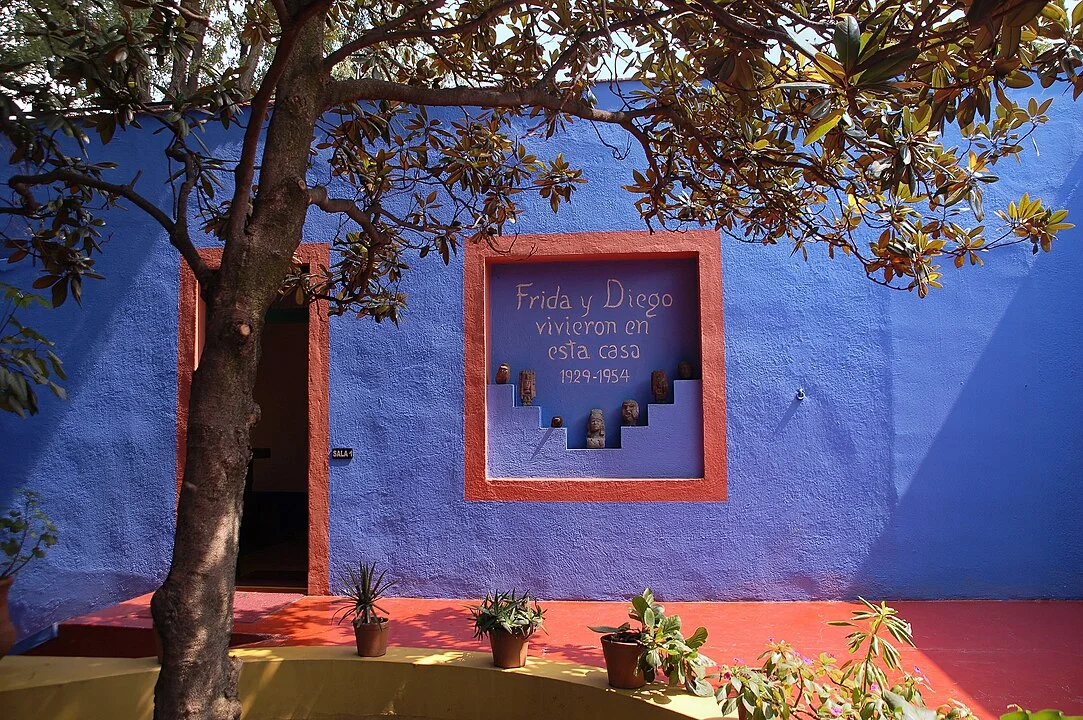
[715, 599, 976, 720]
[590, 588, 713, 695]
[1, 489, 58, 659]
[468, 590, 545, 668]
[334, 561, 397, 657]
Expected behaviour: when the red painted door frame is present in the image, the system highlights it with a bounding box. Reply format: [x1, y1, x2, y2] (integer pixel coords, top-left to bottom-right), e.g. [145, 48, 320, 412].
[177, 244, 330, 595]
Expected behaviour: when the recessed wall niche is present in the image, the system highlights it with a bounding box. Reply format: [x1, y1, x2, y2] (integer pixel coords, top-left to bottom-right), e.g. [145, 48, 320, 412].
[464, 231, 727, 502]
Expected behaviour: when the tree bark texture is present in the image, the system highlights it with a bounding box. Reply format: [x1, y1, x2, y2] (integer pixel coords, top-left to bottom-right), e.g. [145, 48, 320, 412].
[169, 0, 209, 97]
[151, 10, 327, 720]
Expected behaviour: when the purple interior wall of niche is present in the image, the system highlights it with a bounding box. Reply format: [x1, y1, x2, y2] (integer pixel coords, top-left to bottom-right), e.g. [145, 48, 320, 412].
[486, 380, 704, 477]
[488, 257, 701, 448]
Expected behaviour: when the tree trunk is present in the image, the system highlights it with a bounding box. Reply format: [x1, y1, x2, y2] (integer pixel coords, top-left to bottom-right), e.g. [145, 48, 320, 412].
[151, 10, 327, 720]
[169, 0, 208, 98]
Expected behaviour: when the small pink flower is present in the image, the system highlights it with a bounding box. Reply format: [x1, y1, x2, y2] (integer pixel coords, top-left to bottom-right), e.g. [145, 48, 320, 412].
[831, 707, 842, 716]
[871, 684, 880, 692]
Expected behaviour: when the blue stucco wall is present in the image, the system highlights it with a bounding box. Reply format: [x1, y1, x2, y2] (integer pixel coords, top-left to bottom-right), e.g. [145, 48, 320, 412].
[2, 85, 1081, 639]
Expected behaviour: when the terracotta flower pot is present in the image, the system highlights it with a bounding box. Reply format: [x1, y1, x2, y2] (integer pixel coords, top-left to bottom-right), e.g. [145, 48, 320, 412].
[488, 627, 531, 668]
[353, 618, 389, 657]
[600, 633, 646, 689]
[0, 576, 15, 659]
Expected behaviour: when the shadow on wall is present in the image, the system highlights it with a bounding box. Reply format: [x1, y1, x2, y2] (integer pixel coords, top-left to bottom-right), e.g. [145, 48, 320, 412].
[0, 128, 181, 638]
[852, 157, 1083, 600]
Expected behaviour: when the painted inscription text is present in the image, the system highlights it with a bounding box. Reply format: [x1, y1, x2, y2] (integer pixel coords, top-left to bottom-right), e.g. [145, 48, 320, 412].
[514, 279, 675, 381]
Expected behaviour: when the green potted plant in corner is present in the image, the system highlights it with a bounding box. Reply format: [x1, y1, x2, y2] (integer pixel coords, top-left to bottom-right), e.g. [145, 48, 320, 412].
[1, 489, 58, 659]
[590, 588, 713, 695]
[334, 561, 397, 657]
[468, 590, 545, 668]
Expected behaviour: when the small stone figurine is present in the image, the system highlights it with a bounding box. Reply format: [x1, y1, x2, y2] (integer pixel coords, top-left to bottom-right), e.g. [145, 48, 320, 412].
[495, 363, 511, 384]
[586, 409, 605, 448]
[519, 370, 536, 406]
[551, 416, 564, 428]
[651, 370, 670, 403]
[620, 400, 640, 426]
[677, 360, 694, 380]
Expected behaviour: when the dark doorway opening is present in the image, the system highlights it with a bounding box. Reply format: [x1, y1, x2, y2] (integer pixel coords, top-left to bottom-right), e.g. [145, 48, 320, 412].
[236, 291, 310, 590]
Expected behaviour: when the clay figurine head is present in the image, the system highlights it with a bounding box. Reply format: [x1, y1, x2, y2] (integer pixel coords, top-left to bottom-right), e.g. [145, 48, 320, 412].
[551, 416, 563, 428]
[621, 400, 639, 426]
[519, 370, 536, 406]
[495, 363, 511, 384]
[677, 360, 694, 380]
[651, 370, 669, 403]
[586, 409, 605, 448]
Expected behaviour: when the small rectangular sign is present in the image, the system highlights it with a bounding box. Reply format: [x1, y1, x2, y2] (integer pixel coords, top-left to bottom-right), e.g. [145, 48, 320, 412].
[331, 448, 353, 460]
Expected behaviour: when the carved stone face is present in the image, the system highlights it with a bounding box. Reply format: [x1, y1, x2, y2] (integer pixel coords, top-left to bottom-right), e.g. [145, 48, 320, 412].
[677, 361, 693, 380]
[495, 363, 511, 384]
[586, 409, 605, 448]
[621, 400, 639, 426]
[651, 370, 669, 402]
[519, 370, 536, 406]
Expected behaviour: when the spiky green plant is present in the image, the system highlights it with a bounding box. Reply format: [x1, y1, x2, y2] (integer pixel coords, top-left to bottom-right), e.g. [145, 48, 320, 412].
[468, 590, 545, 639]
[333, 561, 397, 627]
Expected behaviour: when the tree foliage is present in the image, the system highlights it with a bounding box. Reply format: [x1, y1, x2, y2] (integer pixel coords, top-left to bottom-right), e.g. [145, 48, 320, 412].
[1, 0, 1082, 715]
[0, 0, 1079, 333]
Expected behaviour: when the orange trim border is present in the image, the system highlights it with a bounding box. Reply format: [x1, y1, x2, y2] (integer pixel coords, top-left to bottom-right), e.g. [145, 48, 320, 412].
[464, 230, 727, 502]
[177, 244, 331, 593]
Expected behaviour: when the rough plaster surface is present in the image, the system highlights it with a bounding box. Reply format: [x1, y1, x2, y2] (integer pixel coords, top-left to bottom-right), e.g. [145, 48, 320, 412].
[1, 86, 1082, 639]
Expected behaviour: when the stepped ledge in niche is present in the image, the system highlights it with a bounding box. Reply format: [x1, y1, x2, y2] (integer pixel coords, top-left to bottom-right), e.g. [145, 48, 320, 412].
[486, 381, 704, 479]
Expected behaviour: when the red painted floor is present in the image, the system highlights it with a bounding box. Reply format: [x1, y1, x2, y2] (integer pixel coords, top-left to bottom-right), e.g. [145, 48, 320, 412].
[33, 594, 1083, 718]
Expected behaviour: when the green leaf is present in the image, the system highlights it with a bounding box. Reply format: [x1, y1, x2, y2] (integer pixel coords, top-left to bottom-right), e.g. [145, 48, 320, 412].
[688, 677, 712, 696]
[643, 607, 656, 627]
[833, 15, 861, 71]
[858, 47, 920, 84]
[804, 109, 844, 146]
[1005, 71, 1034, 89]
[685, 626, 708, 648]
[775, 81, 832, 91]
[631, 593, 650, 620]
[884, 691, 937, 720]
[589, 624, 629, 634]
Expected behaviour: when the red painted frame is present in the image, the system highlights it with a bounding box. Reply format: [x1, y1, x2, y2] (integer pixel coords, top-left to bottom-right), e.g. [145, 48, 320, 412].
[464, 230, 727, 502]
[177, 244, 331, 594]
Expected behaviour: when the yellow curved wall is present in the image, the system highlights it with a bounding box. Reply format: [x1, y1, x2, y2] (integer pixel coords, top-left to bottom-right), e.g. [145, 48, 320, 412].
[0, 646, 723, 720]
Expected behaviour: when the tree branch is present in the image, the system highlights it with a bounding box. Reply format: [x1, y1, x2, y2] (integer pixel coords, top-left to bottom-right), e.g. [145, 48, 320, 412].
[269, 0, 289, 22]
[537, 9, 674, 89]
[324, 78, 653, 124]
[658, 0, 791, 49]
[8, 169, 212, 285]
[305, 184, 387, 292]
[228, 0, 332, 243]
[324, 0, 450, 69]
[165, 143, 208, 280]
